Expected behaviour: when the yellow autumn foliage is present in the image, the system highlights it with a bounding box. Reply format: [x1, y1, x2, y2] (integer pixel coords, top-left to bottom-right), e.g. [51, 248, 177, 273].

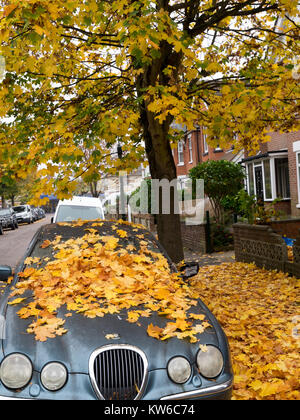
[190, 263, 300, 400]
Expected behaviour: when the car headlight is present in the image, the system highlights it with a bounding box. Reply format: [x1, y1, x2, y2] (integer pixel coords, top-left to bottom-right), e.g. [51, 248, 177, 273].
[0, 353, 33, 389]
[196, 345, 224, 378]
[167, 357, 191, 384]
[41, 362, 68, 391]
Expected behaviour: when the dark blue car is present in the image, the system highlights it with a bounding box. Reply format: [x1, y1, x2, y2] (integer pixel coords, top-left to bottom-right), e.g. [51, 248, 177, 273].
[0, 221, 233, 400]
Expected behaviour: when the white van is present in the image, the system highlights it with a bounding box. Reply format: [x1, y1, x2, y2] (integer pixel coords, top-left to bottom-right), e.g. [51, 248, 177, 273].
[52, 196, 105, 223]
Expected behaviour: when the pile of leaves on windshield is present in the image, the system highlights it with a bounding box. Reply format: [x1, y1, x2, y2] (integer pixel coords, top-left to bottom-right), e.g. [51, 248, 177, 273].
[8, 220, 209, 343]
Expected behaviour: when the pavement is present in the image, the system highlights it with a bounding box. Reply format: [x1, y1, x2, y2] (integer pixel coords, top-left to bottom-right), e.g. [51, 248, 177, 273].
[184, 248, 235, 266]
[0, 214, 53, 269]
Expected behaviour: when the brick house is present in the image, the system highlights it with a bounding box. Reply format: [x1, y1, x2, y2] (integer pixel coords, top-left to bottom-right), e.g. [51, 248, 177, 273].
[172, 126, 244, 188]
[172, 125, 300, 218]
[241, 130, 300, 218]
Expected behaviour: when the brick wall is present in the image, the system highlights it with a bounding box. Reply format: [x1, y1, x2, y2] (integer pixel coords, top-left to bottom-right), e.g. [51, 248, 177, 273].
[287, 131, 300, 217]
[131, 214, 209, 254]
[270, 219, 300, 239]
[180, 222, 208, 254]
[244, 130, 300, 218]
[233, 223, 300, 277]
[234, 223, 288, 272]
[174, 128, 231, 178]
[174, 130, 200, 178]
[131, 213, 156, 233]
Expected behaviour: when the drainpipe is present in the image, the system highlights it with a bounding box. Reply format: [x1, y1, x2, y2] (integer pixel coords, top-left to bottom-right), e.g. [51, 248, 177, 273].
[195, 125, 201, 163]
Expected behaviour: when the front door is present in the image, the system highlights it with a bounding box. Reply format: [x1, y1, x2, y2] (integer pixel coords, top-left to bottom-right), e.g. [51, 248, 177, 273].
[255, 166, 264, 201]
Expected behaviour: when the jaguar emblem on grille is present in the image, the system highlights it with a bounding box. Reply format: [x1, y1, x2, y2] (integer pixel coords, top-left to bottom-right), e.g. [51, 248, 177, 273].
[89, 344, 148, 400]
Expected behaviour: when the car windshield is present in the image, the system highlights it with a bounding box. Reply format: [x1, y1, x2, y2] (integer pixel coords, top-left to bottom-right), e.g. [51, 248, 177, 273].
[26, 221, 168, 269]
[0, 209, 9, 215]
[56, 205, 103, 222]
[13, 206, 26, 213]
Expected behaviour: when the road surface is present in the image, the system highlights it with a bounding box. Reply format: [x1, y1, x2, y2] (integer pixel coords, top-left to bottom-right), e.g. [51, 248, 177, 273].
[0, 214, 53, 269]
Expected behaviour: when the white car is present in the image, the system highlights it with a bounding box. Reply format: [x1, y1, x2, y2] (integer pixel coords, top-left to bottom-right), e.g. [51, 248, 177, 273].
[13, 205, 34, 224]
[52, 197, 105, 223]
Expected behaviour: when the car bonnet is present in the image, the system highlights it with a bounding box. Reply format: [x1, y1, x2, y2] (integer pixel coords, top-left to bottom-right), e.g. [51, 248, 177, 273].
[1, 222, 224, 374]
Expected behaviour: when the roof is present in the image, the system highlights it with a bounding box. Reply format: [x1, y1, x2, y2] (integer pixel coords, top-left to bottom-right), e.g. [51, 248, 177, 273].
[57, 196, 103, 207]
[241, 149, 288, 163]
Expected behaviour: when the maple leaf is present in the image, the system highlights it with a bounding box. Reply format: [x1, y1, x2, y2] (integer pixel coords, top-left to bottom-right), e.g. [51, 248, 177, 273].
[189, 313, 206, 321]
[18, 267, 36, 278]
[127, 311, 140, 323]
[24, 257, 40, 265]
[41, 240, 51, 249]
[116, 229, 127, 238]
[199, 344, 208, 353]
[147, 324, 163, 340]
[105, 333, 119, 340]
[8, 297, 27, 306]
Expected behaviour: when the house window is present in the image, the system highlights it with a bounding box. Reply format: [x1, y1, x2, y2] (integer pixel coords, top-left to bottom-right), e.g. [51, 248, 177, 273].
[247, 155, 290, 202]
[248, 163, 255, 196]
[275, 158, 290, 199]
[263, 159, 272, 200]
[254, 164, 264, 201]
[178, 141, 184, 165]
[203, 132, 209, 154]
[188, 136, 193, 163]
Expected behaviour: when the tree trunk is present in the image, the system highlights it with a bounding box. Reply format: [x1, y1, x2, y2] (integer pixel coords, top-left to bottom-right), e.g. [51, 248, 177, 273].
[138, 97, 184, 263]
[135, 39, 185, 263]
[1, 195, 6, 209]
[147, 125, 184, 263]
[90, 181, 99, 198]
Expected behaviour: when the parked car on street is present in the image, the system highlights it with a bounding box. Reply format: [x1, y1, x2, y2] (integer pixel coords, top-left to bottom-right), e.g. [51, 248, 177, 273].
[52, 196, 105, 223]
[0, 208, 18, 230]
[12, 205, 34, 225]
[37, 208, 46, 219]
[31, 208, 39, 222]
[0, 221, 3, 235]
[0, 221, 233, 400]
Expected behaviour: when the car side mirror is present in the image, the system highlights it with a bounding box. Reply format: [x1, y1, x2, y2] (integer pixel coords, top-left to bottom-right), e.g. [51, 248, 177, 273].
[0, 266, 12, 282]
[51, 217, 54, 223]
[179, 262, 199, 280]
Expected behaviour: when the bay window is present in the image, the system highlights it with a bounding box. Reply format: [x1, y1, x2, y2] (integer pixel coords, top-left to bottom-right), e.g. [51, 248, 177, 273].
[247, 154, 290, 202]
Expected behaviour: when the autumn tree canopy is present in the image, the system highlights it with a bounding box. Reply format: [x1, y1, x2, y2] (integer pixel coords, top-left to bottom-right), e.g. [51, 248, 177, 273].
[0, 0, 299, 261]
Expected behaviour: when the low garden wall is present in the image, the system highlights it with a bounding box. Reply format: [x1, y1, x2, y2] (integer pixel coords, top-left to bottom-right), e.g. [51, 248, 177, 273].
[108, 212, 210, 254]
[233, 223, 300, 278]
[180, 222, 209, 254]
[270, 218, 300, 239]
[131, 213, 156, 233]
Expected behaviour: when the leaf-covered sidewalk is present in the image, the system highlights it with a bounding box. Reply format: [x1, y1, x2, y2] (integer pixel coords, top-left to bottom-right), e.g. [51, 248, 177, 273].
[190, 262, 300, 400]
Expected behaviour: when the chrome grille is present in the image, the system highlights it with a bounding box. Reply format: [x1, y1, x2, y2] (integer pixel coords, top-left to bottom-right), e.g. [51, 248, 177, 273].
[89, 345, 148, 400]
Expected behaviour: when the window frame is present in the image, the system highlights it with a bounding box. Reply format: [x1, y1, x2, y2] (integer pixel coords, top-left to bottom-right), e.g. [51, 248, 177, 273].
[188, 135, 193, 163]
[177, 141, 184, 166]
[246, 154, 290, 202]
[203, 130, 209, 154]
